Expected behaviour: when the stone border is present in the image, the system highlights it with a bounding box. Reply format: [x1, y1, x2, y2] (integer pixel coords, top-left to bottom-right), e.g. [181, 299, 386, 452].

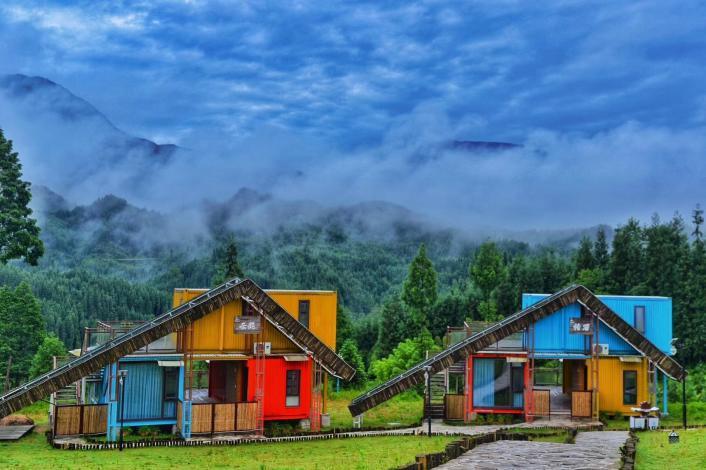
[620, 431, 638, 470]
[51, 428, 422, 450]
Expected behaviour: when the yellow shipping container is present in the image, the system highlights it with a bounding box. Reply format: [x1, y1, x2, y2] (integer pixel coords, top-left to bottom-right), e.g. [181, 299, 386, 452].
[172, 288, 338, 354]
[586, 356, 649, 415]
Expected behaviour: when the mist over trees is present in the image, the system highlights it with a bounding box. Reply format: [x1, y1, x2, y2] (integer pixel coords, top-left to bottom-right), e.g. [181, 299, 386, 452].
[0, 126, 705, 391]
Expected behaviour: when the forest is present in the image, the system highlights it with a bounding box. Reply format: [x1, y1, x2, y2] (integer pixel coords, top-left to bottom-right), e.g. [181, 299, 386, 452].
[1, 128, 705, 403]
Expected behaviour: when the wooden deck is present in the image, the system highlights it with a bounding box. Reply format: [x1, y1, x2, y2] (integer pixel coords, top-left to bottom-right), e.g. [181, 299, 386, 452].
[0, 425, 34, 440]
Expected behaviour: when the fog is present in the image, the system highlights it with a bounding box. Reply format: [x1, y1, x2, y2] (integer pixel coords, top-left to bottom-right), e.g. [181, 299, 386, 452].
[2, 76, 704, 235]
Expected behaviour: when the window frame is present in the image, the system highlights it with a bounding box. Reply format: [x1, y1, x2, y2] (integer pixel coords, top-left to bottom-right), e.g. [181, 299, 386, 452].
[285, 369, 301, 407]
[298, 300, 310, 329]
[634, 305, 646, 334]
[623, 370, 638, 405]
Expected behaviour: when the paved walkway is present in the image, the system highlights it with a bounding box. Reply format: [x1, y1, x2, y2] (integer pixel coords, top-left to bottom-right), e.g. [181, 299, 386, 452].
[436, 431, 629, 469]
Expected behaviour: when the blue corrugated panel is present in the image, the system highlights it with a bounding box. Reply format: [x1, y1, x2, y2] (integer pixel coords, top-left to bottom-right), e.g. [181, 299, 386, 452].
[522, 293, 673, 355]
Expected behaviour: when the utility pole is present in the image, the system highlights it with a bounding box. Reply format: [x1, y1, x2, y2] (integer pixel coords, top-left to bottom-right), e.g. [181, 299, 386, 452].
[118, 370, 128, 451]
[682, 377, 687, 429]
[424, 366, 432, 437]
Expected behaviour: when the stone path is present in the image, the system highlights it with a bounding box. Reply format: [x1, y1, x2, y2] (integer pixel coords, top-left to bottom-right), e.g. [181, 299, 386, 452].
[436, 431, 628, 469]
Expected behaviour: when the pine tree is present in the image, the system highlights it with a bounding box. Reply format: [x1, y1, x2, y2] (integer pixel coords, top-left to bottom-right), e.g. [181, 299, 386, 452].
[609, 218, 645, 294]
[693, 204, 704, 240]
[212, 234, 245, 285]
[470, 241, 505, 301]
[401, 243, 438, 331]
[0, 282, 45, 386]
[575, 237, 596, 273]
[29, 334, 66, 378]
[0, 129, 44, 265]
[375, 296, 414, 358]
[594, 227, 610, 270]
[338, 339, 367, 388]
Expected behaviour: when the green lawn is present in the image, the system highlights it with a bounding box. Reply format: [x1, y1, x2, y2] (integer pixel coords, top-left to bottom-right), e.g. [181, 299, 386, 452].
[636, 429, 706, 470]
[0, 432, 453, 470]
[327, 389, 423, 428]
[602, 401, 706, 430]
[0, 394, 438, 470]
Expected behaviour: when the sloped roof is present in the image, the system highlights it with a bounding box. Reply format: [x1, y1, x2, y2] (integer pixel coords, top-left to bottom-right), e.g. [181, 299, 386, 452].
[0, 278, 354, 419]
[348, 285, 685, 417]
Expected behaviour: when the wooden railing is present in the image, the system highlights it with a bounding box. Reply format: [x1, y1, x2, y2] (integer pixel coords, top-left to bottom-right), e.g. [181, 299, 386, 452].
[190, 402, 258, 434]
[444, 394, 465, 420]
[571, 391, 592, 418]
[53, 404, 108, 436]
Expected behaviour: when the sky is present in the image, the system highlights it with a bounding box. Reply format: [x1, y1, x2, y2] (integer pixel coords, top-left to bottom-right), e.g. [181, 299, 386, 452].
[1, 1, 706, 230]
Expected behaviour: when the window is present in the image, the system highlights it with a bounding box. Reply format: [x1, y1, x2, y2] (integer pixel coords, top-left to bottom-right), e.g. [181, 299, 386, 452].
[634, 306, 645, 334]
[623, 370, 638, 405]
[473, 359, 524, 408]
[286, 370, 301, 407]
[298, 300, 310, 329]
[163, 367, 179, 400]
[448, 373, 465, 394]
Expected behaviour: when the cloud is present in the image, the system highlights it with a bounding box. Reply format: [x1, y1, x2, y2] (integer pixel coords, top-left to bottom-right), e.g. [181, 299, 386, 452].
[1, 1, 706, 233]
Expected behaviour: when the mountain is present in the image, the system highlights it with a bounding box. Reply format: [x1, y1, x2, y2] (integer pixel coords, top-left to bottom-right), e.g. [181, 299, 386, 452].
[0, 74, 179, 201]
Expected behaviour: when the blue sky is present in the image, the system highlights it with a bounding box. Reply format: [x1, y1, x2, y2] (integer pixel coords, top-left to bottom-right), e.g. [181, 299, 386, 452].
[2, 0, 705, 147]
[2, 1, 706, 229]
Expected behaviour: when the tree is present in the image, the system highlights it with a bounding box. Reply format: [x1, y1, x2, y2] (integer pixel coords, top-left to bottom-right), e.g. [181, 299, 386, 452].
[212, 234, 245, 285]
[375, 296, 415, 358]
[0, 129, 44, 265]
[369, 329, 439, 383]
[429, 290, 470, 339]
[609, 218, 645, 294]
[336, 304, 354, 351]
[594, 227, 610, 270]
[575, 237, 595, 274]
[29, 334, 66, 378]
[693, 204, 704, 240]
[401, 244, 438, 331]
[470, 242, 505, 302]
[0, 282, 45, 386]
[338, 339, 367, 388]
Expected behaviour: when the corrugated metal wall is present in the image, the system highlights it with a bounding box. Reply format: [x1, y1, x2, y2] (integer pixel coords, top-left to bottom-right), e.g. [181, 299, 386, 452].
[587, 357, 649, 414]
[522, 293, 672, 354]
[173, 289, 338, 353]
[121, 362, 165, 421]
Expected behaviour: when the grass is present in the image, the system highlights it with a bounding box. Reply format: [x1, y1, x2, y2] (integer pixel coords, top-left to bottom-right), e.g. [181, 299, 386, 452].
[326, 389, 423, 428]
[504, 428, 574, 444]
[602, 401, 706, 430]
[0, 432, 455, 469]
[0, 393, 441, 470]
[635, 429, 706, 470]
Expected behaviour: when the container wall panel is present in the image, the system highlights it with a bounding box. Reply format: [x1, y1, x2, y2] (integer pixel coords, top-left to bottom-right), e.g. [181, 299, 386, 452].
[586, 357, 648, 415]
[523, 293, 672, 355]
[173, 288, 338, 354]
[120, 361, 165, 421]
[246, 357, 312, 421]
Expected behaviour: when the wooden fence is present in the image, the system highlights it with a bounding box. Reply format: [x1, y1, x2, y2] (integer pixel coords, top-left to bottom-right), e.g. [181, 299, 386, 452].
[54, 404, 108, 436]
[191, 402, 258, 434]
[532, 389, 550, 417]
[571, 391, 592, 418]
[444, 394, 464, 420]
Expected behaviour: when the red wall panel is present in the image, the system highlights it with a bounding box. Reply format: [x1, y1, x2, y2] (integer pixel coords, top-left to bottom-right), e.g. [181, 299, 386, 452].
[246, 357, 312, 421]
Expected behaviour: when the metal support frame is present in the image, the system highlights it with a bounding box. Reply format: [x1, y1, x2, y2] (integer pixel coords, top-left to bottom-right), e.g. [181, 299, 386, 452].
[310, 360, 323, 432]
[254, 331, 265, 436]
